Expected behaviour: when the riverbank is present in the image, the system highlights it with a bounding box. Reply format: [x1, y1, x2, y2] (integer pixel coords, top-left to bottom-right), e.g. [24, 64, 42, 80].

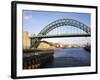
[23, 48, 90, 69]
[84, 45, 91, 52]
[23, 48, 54, 53]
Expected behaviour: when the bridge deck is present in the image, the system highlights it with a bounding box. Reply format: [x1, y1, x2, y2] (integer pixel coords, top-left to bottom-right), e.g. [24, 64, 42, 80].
[30, 34, 91, 39]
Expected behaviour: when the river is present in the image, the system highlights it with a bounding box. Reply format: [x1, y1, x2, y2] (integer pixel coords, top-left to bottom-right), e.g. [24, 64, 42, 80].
[42, 48, 90, 68]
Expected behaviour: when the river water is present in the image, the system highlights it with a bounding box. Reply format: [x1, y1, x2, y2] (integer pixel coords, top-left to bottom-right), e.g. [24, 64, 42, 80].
[42, 48, 90, 68]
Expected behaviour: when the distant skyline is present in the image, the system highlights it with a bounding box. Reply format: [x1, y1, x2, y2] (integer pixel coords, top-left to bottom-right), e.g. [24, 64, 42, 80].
[23, 10, 91, 44]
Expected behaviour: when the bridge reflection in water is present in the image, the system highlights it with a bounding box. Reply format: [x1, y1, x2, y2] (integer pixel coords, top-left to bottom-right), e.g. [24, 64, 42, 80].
[23, 48, 90, 69]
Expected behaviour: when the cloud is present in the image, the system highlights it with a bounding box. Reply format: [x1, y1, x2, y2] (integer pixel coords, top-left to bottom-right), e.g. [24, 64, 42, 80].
[24, 15, 32, 20]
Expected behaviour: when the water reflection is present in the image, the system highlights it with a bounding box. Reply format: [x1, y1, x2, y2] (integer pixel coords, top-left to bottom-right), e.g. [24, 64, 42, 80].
[42, 48, 90, 68]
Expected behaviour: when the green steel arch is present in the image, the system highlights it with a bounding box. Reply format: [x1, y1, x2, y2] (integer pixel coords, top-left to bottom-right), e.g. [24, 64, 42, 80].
[30, 18, 91, 48]
[39, 19, 90, 35]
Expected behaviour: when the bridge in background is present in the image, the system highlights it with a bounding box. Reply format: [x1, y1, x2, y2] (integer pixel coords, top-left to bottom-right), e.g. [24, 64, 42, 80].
[30, 18, 91, 48]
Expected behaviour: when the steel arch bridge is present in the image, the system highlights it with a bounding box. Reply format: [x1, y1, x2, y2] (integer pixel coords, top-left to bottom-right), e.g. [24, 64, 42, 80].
[40, 41, 58, 48]
[30, 18, 91, 48]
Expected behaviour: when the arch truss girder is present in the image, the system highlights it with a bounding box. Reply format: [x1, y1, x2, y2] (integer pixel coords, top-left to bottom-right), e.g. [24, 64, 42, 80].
[39, 19, 90, 35]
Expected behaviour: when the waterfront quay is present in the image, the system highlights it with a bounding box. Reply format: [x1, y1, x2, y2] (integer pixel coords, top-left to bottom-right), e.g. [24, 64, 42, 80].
[23, 49, 54, 69]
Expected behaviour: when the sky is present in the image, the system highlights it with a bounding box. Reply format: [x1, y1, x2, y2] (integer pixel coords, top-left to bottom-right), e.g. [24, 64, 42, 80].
[22, 10, 91, 44]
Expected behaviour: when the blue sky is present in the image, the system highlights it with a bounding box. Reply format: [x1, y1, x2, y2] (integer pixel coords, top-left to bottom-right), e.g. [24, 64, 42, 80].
[22, 10, 91, 44]
[23, 10, 90, 34]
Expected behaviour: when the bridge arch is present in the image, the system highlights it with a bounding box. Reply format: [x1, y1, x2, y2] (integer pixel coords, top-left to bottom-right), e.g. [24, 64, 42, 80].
[38, 18, 90, 35]
[31, 18, 91, 48]
[39, 41, 57, 47]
